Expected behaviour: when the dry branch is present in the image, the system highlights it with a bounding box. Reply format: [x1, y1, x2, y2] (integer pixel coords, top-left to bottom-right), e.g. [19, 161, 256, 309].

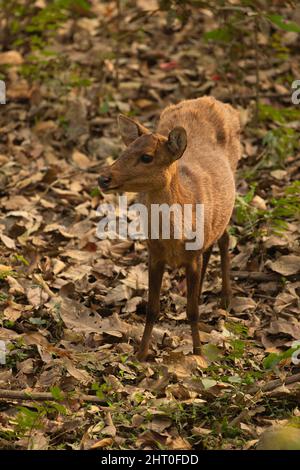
[230, 271, 300, 282]
[0, 389, 108, 406]
[248, 372, 300, 395]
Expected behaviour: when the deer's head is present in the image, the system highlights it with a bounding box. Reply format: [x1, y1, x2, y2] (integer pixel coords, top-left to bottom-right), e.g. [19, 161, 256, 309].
[98, 115, 187, 193]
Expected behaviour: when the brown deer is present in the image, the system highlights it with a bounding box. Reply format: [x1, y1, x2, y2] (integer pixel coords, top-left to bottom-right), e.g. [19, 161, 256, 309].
[98, 96, 241, 361]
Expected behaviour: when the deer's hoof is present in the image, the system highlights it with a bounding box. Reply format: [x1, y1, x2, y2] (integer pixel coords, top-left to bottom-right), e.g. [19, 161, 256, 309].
[220, 294, 232, 310]
[136, 349, 148, 362]
[193, 346, 202, 355]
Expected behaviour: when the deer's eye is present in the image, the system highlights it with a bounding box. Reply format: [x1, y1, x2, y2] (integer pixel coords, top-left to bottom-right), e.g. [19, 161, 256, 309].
[140, 154, 153, 164]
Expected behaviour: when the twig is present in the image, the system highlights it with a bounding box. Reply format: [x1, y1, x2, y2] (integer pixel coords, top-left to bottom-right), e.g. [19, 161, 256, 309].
[115, 0, 121, 90]
[220, 92, 291, 103]
[229, 372, 300, 427]
[230, 271, 300, 282]
[247, 372, 300, 395]
[217, 6, 253, 13]
[254, 16, 260, 123]
[0, 389, 108, 406]
[229, 409, 249, 427]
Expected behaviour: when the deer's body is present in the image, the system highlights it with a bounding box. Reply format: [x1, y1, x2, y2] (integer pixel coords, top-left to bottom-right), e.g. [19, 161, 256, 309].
[141, 97, 240, 267]
[99, 96, 241, 360]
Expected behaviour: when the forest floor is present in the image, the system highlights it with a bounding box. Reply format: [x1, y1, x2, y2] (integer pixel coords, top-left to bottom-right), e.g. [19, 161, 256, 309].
[0, 0, 300, 450]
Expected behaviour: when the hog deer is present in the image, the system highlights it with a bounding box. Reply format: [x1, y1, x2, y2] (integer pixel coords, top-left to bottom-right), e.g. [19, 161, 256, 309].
[99, 96, 241, 361]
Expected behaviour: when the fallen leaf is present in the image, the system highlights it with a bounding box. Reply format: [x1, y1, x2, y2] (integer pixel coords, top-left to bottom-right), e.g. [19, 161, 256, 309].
[72, 150, 93, 169]
[27, 430, 49, 450]
[89, 438, 113, 449]
[0, 50, 23, 65]
[231, 296, 257, 313]
[0, 234, 16, 249]
[267, 255, 300, 276]
[27, 286, 49, 306]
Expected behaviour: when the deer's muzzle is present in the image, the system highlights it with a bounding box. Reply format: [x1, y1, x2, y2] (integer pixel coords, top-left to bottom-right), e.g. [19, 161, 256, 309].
[98, 174, 112, 190]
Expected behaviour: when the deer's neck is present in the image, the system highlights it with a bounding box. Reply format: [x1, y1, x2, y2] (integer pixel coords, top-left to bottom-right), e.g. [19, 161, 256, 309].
[143, 163, 191, 206]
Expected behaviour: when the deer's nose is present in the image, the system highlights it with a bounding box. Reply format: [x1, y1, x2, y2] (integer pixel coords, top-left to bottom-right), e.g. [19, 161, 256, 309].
[98, 175, 112, 189]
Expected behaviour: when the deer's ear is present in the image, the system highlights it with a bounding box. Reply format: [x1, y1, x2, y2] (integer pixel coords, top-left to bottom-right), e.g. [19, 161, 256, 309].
[118, 114, 149, 146]
[167, 127, 187, 161]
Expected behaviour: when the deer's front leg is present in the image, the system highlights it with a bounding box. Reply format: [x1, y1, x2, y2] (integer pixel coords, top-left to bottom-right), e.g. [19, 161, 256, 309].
[186, 255, 202, 355]
[137, 255, 165, 361]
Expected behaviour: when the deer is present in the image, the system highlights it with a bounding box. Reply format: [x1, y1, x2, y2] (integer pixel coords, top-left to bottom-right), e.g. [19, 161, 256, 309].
[98, 96, 241, 361]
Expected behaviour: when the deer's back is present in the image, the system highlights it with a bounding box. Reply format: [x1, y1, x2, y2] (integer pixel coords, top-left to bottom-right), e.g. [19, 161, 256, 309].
[157, 96, 241, 249]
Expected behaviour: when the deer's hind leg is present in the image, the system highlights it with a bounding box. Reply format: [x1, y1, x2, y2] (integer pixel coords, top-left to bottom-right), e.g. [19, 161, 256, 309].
[198, 246, 213, 301]
[218, 229, 232, 309]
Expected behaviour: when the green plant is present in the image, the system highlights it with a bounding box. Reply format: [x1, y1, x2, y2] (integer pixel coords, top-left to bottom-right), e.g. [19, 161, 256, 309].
[13, 406, 44, 434]
[0, 291, 8, 301]
[263, 343, 300, 369]
[259, 104, 300, 124]
[1, 0, 91, 88]
[235, 185, 260, 232]
[13, 254, 29, 266]
[50, 385, 65, 401]
[262, 127, 299, 167]
[235, 180, 300, 238]
[270, 181, 300, 222]
[4, 0, 90, 49]
[13, 400, 67, 437]
[0, 268, 17, 280]
[91, 381, 112, 400]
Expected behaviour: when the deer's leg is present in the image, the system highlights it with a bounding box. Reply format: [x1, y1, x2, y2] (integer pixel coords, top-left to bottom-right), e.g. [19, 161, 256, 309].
[186, 255, 202, 355]
[218, 229, 232, 309]
[137, 256, 165, 361]
[199, 246, 213, 300]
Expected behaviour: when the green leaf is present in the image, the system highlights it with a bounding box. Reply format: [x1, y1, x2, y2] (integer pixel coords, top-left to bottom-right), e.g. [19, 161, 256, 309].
[228, 375, 242, 384]
[203, 27, 232, 42]
[263, 352, 281, 369]
[229, 339, 245, 358]
[29, 317, 47, 326]
[267, 14, 300, 33]
[49, 402, 67, 415]
[50, 386, 64, 401]
[14, 254, 29, 266]
[90, 187, 101, 197]
[99, 100, 110, 114]
[201, 378, 217, 390]
[202, 343, 222, 361]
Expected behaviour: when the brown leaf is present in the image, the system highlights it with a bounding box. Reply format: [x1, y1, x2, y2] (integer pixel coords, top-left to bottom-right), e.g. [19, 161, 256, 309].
[64, 358, 93, 385]
[0, 234, 16, 249]
[27, 430, 49, 450]
[192, 426, 212, 436]
[6, 276, 25, 295]
[3, 302, 24, 321]
[267, 320, 300, 340]
[89, 438, 113, 449]
[105, 284, 131, 304]
[17, 358, 35, 375]
[27, 286, 49, 306]
[122, 265, 148, 290]
[231, 296, 257, 313]
[166, 435, 192, 450]
[147, 416, 172, 433]
[267, 255, 300, 276]
[0, 51, 23, 65]
[56, 297, 103, 333]
[72, 150, 93, 169]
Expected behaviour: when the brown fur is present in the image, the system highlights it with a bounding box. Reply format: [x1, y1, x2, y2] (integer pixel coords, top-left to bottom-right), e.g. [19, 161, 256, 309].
[99, 96, 241, 360]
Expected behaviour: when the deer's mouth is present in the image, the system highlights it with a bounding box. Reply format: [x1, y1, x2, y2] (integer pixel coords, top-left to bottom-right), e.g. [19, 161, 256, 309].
[101, 184, 122, 192]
